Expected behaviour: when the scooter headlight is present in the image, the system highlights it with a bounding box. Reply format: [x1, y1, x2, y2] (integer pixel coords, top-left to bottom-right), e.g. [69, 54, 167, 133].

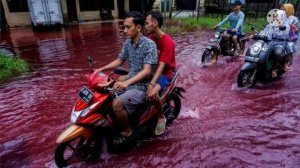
[70, 106, 90, 123]
[210, 32, 220, 42]
[70, 113, 77, 123]
[214, 32, 220, 38]
[79, 106, 90, 118]
[70, 107, 80, 123]
[250, 42, 262, 55]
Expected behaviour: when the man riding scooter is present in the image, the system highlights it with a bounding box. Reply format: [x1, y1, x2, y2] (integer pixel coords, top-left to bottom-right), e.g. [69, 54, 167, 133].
[213, 0, 245, 60]
[98, 11, 157, 145]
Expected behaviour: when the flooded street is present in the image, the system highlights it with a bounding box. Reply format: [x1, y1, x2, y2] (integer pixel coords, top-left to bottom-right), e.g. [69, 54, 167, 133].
[1, 22, 300, 167]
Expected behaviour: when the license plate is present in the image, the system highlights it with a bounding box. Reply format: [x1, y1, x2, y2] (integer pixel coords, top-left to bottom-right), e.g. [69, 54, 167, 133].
[245, 56, 259, 62]
[79, 86, 93, 104]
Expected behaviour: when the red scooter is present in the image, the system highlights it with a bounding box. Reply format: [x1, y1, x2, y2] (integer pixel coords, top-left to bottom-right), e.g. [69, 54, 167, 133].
[54, 56, 184, 167]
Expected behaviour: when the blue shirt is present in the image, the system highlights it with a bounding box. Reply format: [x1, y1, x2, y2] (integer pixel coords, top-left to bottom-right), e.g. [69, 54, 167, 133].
[119, 35, 158, 91]
[216, 11, 245, 32]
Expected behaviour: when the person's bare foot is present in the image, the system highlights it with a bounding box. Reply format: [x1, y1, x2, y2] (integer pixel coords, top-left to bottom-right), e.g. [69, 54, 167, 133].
[210, 59, 217, 64]
[234, 50, 240, 57]
[283, 64, 290, 72]
[272, 70, 277, 78]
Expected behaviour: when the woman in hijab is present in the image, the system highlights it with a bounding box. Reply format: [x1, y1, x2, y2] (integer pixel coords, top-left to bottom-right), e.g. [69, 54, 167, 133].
[281, 3, 299, 70]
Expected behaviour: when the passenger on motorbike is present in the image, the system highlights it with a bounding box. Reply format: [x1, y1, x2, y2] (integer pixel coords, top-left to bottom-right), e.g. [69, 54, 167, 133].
[214, 0, 245, 57]
[281, 3, 299, 70]
[281, 3, 300, 35]
[145, 11, 176, 135]
[259, 10, 292, 78]
[98, 11, 158, 144]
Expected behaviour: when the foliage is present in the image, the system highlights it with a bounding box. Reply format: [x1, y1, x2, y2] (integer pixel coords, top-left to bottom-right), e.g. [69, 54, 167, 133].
[290, 0, 298, 5]
[163, 16, 267, 34]
[0, 52, 29, 83]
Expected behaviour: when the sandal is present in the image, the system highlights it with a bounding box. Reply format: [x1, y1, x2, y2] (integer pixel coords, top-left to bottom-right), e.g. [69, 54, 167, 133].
[210, 59, 217, 64]
[155, 117, 167, 135]
[234, 50, 240, 57]
[113, 133, 131, 145]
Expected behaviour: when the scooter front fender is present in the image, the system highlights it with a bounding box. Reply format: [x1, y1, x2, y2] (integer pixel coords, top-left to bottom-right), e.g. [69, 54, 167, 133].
[206, 45, 218, 51]
[56, 124, 93, 143]
[240, 62, 257, 71]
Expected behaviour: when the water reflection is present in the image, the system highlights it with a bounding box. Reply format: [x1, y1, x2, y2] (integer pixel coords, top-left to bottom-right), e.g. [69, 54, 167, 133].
[0, 22, 300, 167]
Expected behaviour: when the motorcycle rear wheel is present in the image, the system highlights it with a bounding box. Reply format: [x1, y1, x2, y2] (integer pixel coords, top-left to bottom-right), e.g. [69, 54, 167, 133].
[201, 48, 218, 65]
[237, 70, 256, 88]
[55, 137, 99, 167]
[164, 93, 181, 125]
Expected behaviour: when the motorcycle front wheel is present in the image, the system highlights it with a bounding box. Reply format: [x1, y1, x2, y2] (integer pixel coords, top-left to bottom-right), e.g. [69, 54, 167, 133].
[201, 48, 218, 65]
[55, 137, 100, 167]
[237, 69, 256, 88]
[164, 93, 181, 125]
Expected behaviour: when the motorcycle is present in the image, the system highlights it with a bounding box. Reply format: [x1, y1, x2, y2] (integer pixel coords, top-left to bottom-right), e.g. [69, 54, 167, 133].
[100, 8, 113, 20]
[201, 28, 249, 65]
[54, 56, 185, 167]
[237, 26, 289, 88]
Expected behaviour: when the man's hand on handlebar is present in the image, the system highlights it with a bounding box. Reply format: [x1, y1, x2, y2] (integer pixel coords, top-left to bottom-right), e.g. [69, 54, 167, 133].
[231, 28, 237, 32]
[113, 81, 128, 91]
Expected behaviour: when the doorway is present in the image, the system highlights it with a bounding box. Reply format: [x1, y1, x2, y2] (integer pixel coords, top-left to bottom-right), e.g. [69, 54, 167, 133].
[66, 0, 78, 22]
[117, 0, 125, 19]
[0, 0, 8, 31]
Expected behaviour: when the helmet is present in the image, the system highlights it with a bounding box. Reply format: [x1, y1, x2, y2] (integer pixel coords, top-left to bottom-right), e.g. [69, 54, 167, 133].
[267, 9, 287, 26]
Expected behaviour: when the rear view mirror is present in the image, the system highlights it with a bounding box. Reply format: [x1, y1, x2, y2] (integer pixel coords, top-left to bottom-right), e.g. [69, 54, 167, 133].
[87, 56, 94, 72]
[87, 56, 93, 65]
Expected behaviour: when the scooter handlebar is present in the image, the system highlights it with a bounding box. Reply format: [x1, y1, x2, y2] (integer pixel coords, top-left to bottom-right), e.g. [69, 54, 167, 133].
[253, 34, 271, 41]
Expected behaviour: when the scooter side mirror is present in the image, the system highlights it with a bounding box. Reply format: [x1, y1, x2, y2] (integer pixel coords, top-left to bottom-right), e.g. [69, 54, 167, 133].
[87, 56, 94, 72]
[279, 25, 286, 31]
[87, 56, 93, 64]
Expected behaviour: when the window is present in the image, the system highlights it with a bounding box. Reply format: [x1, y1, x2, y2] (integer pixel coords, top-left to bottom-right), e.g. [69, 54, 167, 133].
[100, 0, 115, 10]
[7, 0, 29, 12]
[79, 0, 114, 11]
[79, 0, 99, 11]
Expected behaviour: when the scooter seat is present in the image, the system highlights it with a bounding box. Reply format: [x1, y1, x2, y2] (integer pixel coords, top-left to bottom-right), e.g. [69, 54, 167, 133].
[240, 32, 246, 38]
[129, 101, 152, 127]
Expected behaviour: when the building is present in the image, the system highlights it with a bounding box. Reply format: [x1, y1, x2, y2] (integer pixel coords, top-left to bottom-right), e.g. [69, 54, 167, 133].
[0, 0, 129, 28]
[0, 0, 206, 29]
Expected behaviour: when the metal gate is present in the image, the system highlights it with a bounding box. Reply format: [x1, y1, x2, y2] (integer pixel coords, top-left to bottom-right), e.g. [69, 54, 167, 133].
[27, 0, 63, 26]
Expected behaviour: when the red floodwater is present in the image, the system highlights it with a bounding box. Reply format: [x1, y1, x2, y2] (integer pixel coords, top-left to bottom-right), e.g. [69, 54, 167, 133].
[1, 22, 300, 168]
